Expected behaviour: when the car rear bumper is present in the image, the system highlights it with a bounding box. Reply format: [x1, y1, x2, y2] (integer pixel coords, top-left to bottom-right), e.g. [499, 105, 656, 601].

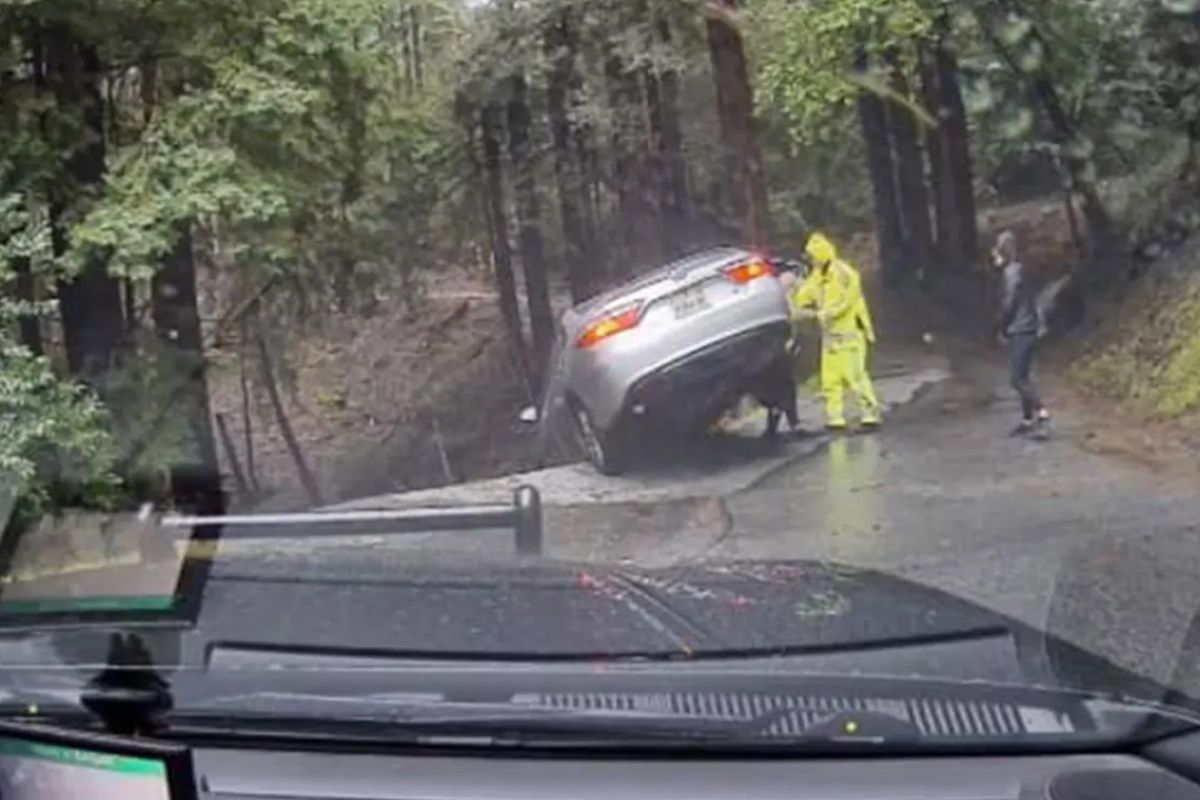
[618, 321, 790, 429]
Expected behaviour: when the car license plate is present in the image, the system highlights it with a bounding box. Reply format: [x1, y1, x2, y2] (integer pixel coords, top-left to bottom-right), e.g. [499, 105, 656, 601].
[671, 285, 709, 319]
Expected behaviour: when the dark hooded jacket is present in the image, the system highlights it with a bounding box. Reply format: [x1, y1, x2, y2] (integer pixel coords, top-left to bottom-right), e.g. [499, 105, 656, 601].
[995, 231, 1040, 337]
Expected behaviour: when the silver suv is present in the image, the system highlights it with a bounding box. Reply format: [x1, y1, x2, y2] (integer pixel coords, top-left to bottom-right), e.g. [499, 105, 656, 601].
[553, 247, 792, 474]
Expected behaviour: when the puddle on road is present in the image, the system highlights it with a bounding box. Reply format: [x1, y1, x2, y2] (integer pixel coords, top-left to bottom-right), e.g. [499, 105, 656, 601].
[818, 436, 887, 562]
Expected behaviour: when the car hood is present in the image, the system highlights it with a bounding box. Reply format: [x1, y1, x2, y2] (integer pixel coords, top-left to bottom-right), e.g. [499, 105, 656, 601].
[0, 558, 1165, 709]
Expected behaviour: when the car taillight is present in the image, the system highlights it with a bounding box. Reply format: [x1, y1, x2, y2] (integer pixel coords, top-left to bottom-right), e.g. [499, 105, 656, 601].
[723, 258, 774, 284]
[575, 302, 642, 348]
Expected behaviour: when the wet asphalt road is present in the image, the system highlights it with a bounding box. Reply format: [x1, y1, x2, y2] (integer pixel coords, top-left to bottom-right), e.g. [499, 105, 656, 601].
[200, 343, 1200, 696]
[715, 351, 1200, 692]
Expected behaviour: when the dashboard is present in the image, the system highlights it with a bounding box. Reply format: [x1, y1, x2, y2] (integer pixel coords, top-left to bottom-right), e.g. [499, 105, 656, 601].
[197, 748, 1200, 800]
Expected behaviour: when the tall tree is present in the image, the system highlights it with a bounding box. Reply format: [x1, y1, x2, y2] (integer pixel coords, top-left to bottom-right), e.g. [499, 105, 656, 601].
[919, 44, 953, 267]
[478, 102, 527, 363]
[654, 16, 692, 255]
[505, 74, 555, 378]
[42, 24, 126, 384]
[856, 49, 906, 284]
[151, 228, 223, 514]
[705, 0, 769, 247]
[545, 11, 594, 302]
[410, 5, 423, 90]
[11, 257, 41, 355]
[639, 67, 669, 264]
[927, 18, 978, 270]
[604, 51, 658, 272]
[884, 50, 935, 279]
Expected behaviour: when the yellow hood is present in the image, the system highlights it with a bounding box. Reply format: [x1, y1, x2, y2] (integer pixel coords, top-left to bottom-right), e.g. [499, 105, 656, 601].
[805, 233, 837, 266]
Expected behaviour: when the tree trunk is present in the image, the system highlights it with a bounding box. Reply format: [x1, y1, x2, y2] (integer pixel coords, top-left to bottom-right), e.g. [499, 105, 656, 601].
[410, 5, 422, 90]
[641, 67, 669, 263]
[400, 7, 412, 91]
[123, 279, 138, 333]
[856, 50, 906, 285]
[546, 12, 594, 302]
[214, 413, 250, 497]
[1030, 73, 1117, 265]
[919, 43, 957, 271]
[139, 55, 157, 126]
[479, 103, 527, 363]
[934, 36, 979, 269]
[656, 17, 692, 255]
[574, 126, 602, 276]
[506, 74, 555, 381]
[152, 227, 223, 515]
[11, 257, 42, 355]
[604, 53, 652, 274]
[256, 324, 323, 507]
[705, 0, 769, 247]
[239, 336, 260, 491]
[14, 28, 45, 357]
[884, 51, 935, 280]
[44, 27, 126, 384]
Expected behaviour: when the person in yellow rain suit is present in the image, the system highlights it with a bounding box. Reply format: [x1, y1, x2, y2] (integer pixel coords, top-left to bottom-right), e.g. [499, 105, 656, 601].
[788, 232, 881, 432]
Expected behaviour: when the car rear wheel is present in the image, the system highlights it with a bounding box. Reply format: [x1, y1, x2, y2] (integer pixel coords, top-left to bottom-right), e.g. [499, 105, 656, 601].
[572, 404, 627, 475]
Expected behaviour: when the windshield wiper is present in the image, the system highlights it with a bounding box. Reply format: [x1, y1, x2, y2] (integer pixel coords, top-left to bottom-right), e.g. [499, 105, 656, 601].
[169, 693, 922, 747]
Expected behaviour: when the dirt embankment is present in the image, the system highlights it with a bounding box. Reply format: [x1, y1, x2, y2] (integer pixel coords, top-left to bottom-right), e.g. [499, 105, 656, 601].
[1063, 236, 1200, 468]
[1071, 242, 1200, 411]
[205, 269, 555, 511]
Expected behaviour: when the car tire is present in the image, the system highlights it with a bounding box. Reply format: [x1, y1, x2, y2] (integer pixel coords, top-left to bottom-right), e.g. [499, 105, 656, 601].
[572, 404, 626, 475]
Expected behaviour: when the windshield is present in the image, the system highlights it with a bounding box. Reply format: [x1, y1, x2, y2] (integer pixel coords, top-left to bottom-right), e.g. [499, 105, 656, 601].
[3, 0, 1200, 748]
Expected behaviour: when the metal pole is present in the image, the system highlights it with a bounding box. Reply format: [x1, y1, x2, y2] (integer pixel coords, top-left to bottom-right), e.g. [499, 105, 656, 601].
[513, 485, 542, 556]
[162, 505, 516, 539]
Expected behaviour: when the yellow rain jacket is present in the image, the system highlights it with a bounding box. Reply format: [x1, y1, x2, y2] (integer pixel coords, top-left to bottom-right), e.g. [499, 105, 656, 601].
[789, 233, 880, 428]
[789, 234, 875, 344]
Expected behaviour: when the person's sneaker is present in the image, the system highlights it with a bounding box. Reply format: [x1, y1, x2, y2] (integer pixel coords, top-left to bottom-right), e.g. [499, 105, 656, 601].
[860, 418, 882, 432]
[1032, 414, 1052, 440]
[1009, 419, 1035, 437]
[826, 422, 848, 434]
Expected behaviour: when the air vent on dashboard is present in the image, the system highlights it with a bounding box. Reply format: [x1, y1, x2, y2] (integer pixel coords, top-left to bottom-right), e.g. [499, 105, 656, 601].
[518, 692, 1036, 739]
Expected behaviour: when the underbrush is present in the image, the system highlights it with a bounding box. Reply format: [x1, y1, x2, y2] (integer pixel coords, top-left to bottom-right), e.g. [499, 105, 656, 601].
[1072, 239, 1200, 417]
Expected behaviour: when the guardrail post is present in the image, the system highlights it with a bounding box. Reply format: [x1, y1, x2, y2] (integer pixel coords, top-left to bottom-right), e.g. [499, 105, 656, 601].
[513, 485, 542, 556]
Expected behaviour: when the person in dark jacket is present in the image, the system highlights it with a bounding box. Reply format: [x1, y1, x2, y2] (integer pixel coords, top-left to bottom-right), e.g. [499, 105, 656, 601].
[993, 230, 1049, 436]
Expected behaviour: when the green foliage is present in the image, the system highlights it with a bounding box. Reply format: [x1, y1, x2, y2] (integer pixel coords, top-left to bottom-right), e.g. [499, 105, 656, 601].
[759, 106, 872, 236]
[1072, 252, 1200, 417]
[960, 0, 1194, 203]
[65, 0, 461, 299]
[0, 0, 472, 518]
[0, 338, 121, 527]
[751, 0, 931, 147]
[0, 196, 119, 529]
[746, 0, 932, 237]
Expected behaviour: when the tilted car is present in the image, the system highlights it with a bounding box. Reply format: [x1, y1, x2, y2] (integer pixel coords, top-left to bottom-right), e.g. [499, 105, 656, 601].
[554, 247, 792, 474]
